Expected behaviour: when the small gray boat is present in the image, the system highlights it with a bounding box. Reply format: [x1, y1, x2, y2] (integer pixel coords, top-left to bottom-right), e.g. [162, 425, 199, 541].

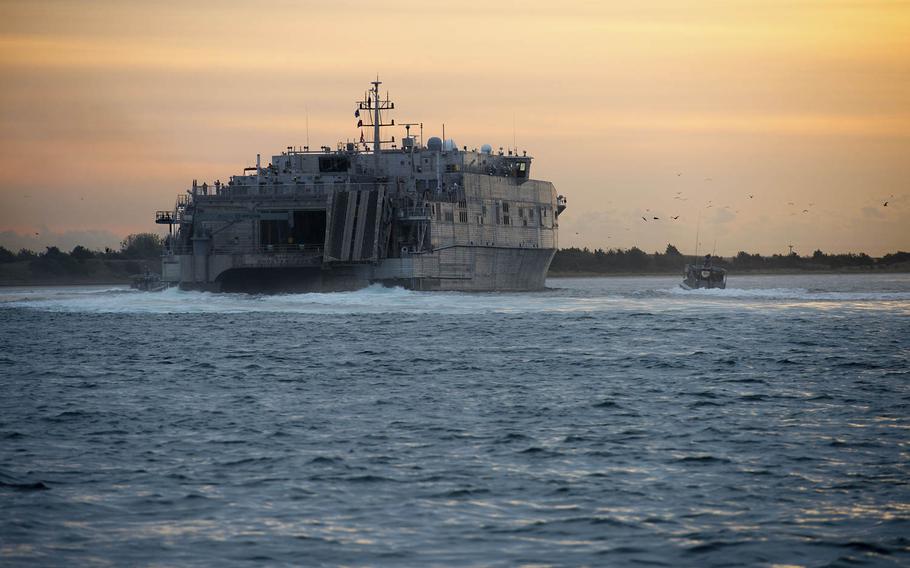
[130, 269, 169, 292]
[681, 255, 727, 290]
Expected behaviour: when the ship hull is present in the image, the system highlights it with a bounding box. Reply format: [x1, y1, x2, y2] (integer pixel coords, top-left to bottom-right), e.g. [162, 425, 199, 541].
[172, 245, 556, 293]
[375, 246, 555, 292]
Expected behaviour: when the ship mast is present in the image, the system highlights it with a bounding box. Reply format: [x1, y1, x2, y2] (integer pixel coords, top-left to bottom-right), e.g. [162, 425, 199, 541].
[371, 78, 381, 160]
[357, 76, 395, 174]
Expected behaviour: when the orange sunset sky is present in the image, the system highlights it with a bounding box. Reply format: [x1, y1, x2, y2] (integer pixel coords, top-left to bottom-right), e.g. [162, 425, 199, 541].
[0, 0, 908, 255]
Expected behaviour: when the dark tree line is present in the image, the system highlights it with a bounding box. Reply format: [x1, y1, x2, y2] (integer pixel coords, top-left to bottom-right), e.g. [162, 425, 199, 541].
[0, 233, 163, 278]
[550, 245, 910, 274]
[2, 235, 907, 277]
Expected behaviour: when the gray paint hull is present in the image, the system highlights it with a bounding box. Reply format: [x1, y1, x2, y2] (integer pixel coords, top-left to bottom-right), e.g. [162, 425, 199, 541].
[172, 245, 555, 293]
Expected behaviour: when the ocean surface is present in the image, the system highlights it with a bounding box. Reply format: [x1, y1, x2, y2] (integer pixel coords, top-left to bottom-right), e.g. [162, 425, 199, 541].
[1, 274, 909, 567]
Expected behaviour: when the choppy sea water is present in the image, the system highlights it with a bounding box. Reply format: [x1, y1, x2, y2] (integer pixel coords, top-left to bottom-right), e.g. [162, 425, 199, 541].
[1, 274, 908, 567]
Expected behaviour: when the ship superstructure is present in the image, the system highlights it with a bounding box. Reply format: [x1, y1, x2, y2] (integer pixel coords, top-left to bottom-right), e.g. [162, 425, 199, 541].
[157, 79, 565, 292]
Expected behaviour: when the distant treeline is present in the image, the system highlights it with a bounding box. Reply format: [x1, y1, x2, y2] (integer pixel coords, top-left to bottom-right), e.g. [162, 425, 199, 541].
[0, 233, 162, 284]
[550, 244, 910, 274]
[2, 236, 909, 283]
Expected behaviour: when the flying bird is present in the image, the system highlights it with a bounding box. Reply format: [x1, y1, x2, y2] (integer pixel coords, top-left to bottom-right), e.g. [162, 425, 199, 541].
[653, 216, 660, 220]
[802, 209, 809, 213]
[671, 215, 679, 220]
[642, 216, 648, 221]
[748, 194, 754, 199]
[883, 201, 889, 207]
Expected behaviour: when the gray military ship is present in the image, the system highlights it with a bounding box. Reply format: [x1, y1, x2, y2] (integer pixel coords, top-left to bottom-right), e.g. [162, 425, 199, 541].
[156, 79, 566, 292]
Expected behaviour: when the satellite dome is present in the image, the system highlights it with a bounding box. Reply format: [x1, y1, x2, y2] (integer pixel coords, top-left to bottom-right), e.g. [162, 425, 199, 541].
[442, 139, 458, 152]
[481, 144, 493, 154]
[427, 137, 442, 151]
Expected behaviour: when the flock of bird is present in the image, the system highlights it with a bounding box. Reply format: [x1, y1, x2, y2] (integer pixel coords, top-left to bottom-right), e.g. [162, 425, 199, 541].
[571, 173, 897, 243]
[632, 175, 894, 225]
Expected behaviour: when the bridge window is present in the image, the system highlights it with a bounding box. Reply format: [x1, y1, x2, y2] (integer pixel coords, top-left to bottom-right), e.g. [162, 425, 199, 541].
[516, 161, 528, 178]
[318, 156, 350, 173]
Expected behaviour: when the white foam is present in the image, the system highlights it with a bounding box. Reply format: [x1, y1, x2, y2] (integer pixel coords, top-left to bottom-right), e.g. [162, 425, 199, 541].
[666, 286, 910, 302]
[0, 284, 570, 315]
[2, 279, 908, 315]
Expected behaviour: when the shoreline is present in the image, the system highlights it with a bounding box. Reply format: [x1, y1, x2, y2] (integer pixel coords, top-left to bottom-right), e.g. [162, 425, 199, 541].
[0, 280, 131, 288]
[549, 267, 910, 278]
[3, 269, 909, 287]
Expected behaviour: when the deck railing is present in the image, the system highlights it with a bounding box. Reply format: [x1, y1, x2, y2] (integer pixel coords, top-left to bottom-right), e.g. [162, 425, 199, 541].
[166, 244, 324, 256]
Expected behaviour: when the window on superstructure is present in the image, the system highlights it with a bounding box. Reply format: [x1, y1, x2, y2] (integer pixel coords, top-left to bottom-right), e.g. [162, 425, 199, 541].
[318, 156, 350, 173]
[459, 211, 468, 223]
[516, 161, 528, 178]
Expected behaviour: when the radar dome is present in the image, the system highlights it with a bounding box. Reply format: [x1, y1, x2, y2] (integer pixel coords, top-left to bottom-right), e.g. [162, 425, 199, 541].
[427, 137, 442, 151]
[442, 139, 458, 152]
[481, 144, 493, 154]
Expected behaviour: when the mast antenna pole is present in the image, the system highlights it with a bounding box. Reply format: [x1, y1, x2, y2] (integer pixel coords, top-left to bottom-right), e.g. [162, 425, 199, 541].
[693, 209, 702, 263]
[371, 76, 382, 169]
[305, 104, 309, 149]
